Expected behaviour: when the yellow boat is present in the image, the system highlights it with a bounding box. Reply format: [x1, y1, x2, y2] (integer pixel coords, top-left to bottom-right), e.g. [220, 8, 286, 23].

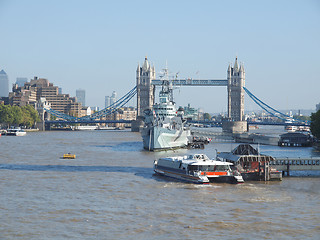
[63, 153, 76, 159]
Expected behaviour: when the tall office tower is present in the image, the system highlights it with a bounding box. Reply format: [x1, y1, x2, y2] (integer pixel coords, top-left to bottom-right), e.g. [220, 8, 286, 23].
[58, 88, 62, 94]
[110, 91, 117, 105]
[105, 96, 110, 108]
[76, 89, 85, 107]
[0, 70, 9, 97]
[16, 77, 28, 87]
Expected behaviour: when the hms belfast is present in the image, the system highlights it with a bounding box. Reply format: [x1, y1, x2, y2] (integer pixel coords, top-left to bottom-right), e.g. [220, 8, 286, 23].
[135, 57, 190, 151]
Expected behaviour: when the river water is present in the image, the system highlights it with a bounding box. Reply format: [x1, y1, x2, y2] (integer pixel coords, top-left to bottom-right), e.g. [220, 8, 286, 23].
[0, 130, 319, 239]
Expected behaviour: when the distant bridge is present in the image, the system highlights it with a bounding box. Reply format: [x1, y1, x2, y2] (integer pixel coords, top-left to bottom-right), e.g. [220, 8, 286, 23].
[45, 119, 133, 125]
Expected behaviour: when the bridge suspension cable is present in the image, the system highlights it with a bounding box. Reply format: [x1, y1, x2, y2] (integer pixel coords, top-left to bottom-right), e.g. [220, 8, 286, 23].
[80, 86, 137, 120]
[243, 87, 304, 123]
[44, 86, 137, 121]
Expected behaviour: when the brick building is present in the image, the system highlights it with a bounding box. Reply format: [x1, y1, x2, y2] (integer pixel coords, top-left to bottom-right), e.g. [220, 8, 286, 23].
[9, 77, 82, 117]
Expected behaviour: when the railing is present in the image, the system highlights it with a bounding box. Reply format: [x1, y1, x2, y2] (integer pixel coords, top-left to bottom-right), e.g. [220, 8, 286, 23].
[152, 79, 228, 86]
[270, 158, 320, 171]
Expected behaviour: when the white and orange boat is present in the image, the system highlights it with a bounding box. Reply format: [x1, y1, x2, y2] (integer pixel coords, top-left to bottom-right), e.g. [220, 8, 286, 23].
[154, 154, 244, 184]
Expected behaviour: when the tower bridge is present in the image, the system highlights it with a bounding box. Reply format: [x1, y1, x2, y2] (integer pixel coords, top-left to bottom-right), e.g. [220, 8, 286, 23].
[134, 56, 246, 132]
[41, 56, 309, 132]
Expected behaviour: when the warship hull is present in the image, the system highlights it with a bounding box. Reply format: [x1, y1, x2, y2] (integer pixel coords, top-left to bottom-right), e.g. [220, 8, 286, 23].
[141, 126, 190, 151]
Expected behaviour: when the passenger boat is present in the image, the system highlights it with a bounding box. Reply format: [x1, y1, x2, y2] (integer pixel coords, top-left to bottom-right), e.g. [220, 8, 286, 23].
[6, 128, 26, 136]
[73, 125, 97, 130]
[154, 154, 244, 184]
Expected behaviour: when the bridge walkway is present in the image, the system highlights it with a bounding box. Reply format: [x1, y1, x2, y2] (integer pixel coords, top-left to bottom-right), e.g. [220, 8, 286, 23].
[270, 157, 320, 175]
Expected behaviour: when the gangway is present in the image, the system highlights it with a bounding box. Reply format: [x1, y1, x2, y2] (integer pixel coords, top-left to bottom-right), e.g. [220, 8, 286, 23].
[152, 79, 228, 86]
[270, 157, 320, 175]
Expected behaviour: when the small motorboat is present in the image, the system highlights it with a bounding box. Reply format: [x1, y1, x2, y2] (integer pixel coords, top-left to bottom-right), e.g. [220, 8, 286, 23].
[63, 153, 76, 159]
[6, 128, 26, 136]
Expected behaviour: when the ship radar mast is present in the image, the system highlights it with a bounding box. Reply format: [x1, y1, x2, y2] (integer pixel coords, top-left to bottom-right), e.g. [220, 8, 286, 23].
[158, 65, 174, 103]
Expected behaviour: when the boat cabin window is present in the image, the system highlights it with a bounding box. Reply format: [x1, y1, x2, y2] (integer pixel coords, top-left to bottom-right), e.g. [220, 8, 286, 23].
[214, 165, 230, 171]
[188, 165, 214, 171]
[159, 97, 167, 103]
[188, 165, 230, 171]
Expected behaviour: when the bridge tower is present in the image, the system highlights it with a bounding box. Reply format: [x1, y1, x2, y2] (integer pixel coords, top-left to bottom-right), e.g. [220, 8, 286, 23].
[136, 57, 156, 117]
[35, 97, 51, 131]
[132, 57, 155, 132]
[224, 57, 247, 133]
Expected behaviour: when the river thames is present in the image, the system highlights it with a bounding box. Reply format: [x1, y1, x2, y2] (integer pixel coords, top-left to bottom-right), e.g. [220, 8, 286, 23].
[0, 129, 319, 239]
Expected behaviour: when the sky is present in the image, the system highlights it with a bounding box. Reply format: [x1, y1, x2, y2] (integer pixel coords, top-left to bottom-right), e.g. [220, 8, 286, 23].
[0, 0, 319, 114]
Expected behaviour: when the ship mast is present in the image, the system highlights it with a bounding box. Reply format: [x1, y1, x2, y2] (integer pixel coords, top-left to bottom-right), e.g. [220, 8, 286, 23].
[159, 66, 174, 103]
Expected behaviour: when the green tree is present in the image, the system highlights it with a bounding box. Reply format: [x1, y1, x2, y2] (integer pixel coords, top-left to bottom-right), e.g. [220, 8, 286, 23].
[203, 113, 211, 121]
[12, 105, 23, 126]
[0, 105, 14, 128]
[310, 110, 320, 139]
[0, 104, 40, 128]
[25, 105, 40, 126]
[21, 106, 33, 128]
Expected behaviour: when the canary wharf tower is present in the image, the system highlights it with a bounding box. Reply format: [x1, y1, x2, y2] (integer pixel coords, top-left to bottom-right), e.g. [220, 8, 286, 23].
[0, 70, 9, 97]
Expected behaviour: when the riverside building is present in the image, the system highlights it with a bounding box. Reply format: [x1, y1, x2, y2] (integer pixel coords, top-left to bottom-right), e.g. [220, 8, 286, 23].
[9, 77, 82, 117]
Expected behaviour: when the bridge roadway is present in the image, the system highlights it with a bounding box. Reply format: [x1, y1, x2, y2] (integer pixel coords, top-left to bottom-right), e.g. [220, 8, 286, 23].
[45, 119, 310, 127]
[152, 79, 228, 86]
[46, 120, 133, 124]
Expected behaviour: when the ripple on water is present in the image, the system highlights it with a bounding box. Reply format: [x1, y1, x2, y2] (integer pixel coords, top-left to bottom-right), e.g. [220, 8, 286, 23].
[1, 131, 320, 240]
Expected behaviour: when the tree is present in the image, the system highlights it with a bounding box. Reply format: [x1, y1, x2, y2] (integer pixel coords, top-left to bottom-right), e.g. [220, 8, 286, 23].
[21, 106, 33, 128]
[0, 104, 40, 128]
[25, 105, 40, 126]
[0, 105, 14, 128]
[310, 110, 320, 139]
[12, 105, 23, 126]
[203, 113, 211, 121]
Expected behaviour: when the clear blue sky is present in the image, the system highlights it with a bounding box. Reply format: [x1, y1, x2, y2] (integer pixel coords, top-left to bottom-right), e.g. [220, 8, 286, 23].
[0, 0, 319, 113]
